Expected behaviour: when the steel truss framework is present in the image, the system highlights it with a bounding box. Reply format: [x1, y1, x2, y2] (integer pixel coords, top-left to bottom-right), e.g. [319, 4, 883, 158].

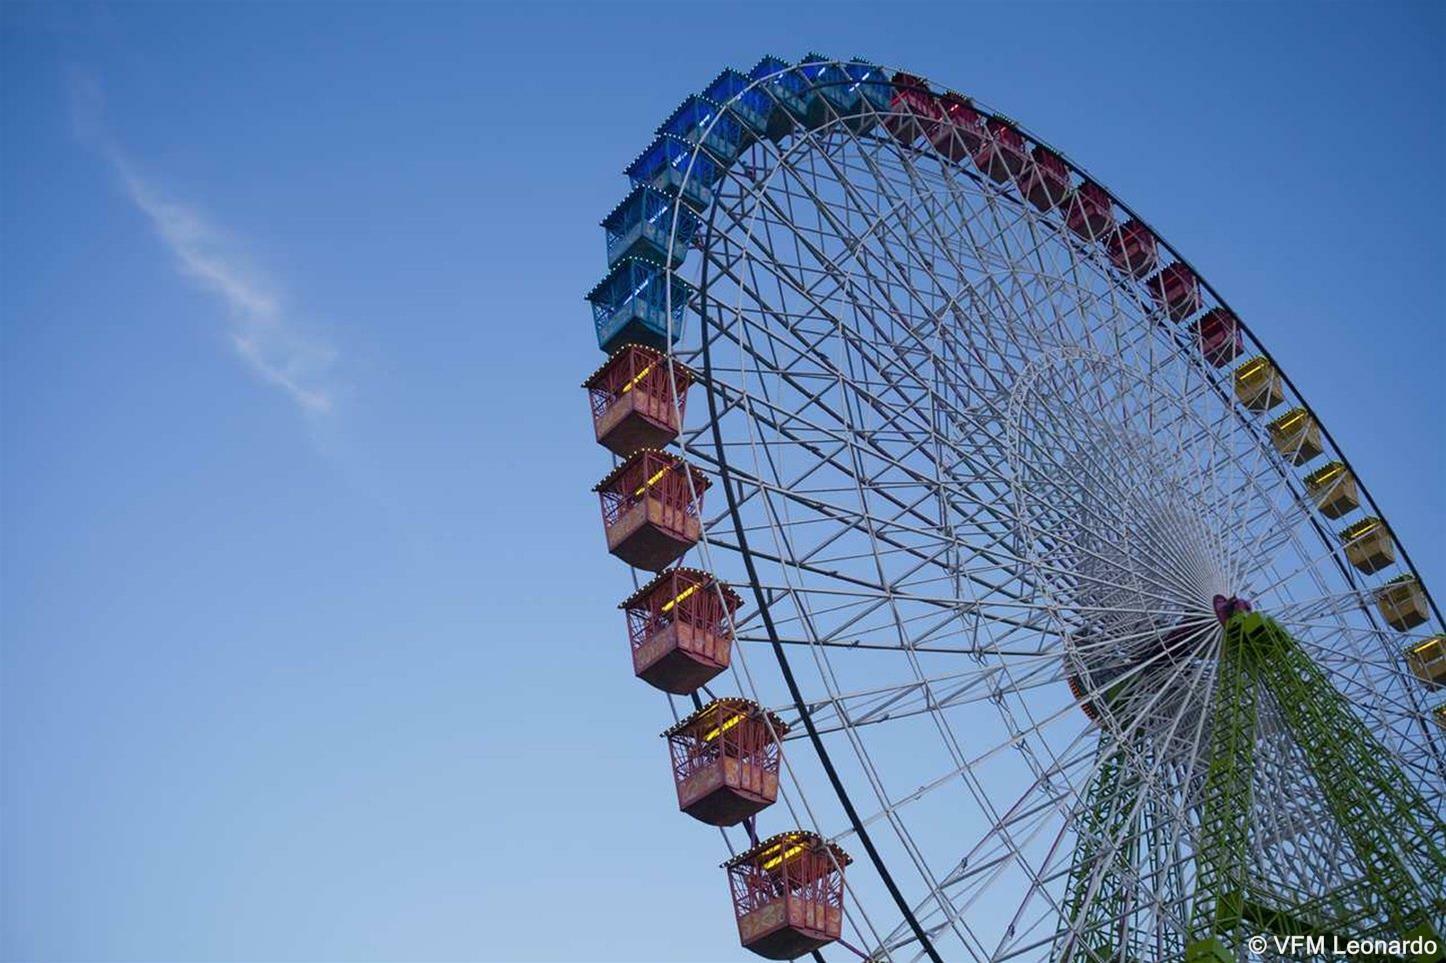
[616, 58, 1445, 962]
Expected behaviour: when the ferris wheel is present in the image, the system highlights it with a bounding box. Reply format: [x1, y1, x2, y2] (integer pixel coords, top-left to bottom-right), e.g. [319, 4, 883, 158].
[581, 55, 1446, 963]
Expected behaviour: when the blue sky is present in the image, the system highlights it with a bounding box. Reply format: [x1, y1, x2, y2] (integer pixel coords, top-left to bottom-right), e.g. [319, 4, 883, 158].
[2, 2, 1442, 961]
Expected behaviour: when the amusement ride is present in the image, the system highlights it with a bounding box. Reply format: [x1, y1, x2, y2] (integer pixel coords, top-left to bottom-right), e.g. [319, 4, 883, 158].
[580, 56, 1446, 963]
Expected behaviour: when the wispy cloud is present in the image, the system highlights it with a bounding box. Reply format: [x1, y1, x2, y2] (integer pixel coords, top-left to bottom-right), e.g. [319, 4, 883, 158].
[69, 71, 337, 414]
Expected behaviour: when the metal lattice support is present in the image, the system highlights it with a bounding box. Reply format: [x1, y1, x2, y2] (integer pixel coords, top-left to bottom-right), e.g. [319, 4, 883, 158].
[1187, 625, 1257, 963]
[1058, 740, 1146, 963]
[1232, 612, 1445, 945]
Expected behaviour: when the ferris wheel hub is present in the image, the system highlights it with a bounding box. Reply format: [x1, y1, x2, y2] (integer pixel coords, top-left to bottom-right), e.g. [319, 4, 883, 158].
[1211, 594, 1253, 625]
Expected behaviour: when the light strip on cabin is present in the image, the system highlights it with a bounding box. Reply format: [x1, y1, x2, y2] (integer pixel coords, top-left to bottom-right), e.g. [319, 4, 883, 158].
[633, 465, 672, 497]
[1409, 637, 1442, 658]
[1273, 411, 1307, 432]
[1343, 520, 1381, 540]
[661, 582, 700, 613]
[1236, 358, 1269, 380]
[701, 712, 745, 743]
[619, 362, 657, 395]
[762, 843, 806, 871]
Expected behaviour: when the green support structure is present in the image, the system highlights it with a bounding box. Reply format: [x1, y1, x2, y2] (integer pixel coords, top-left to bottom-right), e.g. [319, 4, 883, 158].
[1064, 610, 1445, 963]
[1059, 741, 1143, 962]
[1188, 612, 1446, 962]
[1186, 612, 1258, 963]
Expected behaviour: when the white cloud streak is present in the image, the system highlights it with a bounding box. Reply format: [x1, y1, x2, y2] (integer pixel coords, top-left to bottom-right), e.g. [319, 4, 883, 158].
[71, 72, 337, 414]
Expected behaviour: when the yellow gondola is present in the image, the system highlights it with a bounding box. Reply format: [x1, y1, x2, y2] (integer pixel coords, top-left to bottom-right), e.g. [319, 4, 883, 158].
[1404, 635, 1446, 688]
[1234, 356, 1284, 412]
[1378, 576, 1429, 632]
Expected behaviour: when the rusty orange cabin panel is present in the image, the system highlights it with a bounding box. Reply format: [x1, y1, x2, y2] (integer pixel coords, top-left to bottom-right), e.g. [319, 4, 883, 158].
[664, 698, 787, 825]
[594, 450, 710, 571]
[726, 832, 851, 960]
[1107, 218, 1159, 279]
[622, 567, 737, 693]
[583, 345, 693, 456]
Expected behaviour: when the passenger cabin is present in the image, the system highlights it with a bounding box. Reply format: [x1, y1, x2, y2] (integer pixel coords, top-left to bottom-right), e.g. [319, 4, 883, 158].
[1378, 576, 1429, 631]
[1195, 308, 1243, 367]
[1405, 635, 1446, 688]
[663, 697, 786, 825]
[724, 832, 851, 960]
[1434, 702, 1446, 732]
[751, 56, 822, 138]
[1018, 145, 1070, 212]
[586, 257, 694, 353]
[930, 92, 985, 161]
[1147, 262, 1202, 321]
[1234, 356, 1285, 412]
[885, 72, 942, 145]
[583, 344, 693, 456]
[1267, 407, 1323, 465]
[658, 96, 744, 164]
[1304, 462, 1360, 519]
[594, 449, 710, 571]
[842, 59, 893, 131]
[1066, 181, 1114, 241]
[703, 69, 773, 144]
[973, 116, 1027, 183]
[798, 54, 861, 129]
[1341, 517, 1395, 574]
[601, 186, 701, 269]
[621, 567, 737, 694]
[625, 135, 721, 214]
[1107, 219, 1159, 279]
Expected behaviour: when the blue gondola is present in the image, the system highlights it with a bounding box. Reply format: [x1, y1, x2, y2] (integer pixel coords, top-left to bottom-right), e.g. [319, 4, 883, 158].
[625, 135, 720, 214]
[703, 68, 772, 145]
[749, 56, 823, 139]
[799, 53, 861, 121]
[845, 59, 892, 114]
[601, 186, 701, 269]
[586, 257, 695, 353]
[658, 95, 743, 164]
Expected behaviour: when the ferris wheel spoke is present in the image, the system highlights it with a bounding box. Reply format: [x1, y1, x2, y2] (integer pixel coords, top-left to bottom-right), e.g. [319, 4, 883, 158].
[687, 373, 1079, 633]
[1004, 428, 1224, 612]
[888, 636, 1218, 961]
[736, 139, 1046, 448]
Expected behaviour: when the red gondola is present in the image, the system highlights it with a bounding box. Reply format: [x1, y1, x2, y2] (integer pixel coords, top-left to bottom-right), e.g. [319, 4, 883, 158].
[593, 449, 710, 571]
[1066, 181, 1114, 241]
[1147, 262, 1202, 321]
[929, 92, 984, 162]
[885, 72, 942, 145]
[972, 116, 1027, 183]
[1106, 218, 1159, 279]
[725, 832, 852, 960]
[1195, 307, 1243, 367]
[621, 567, 737, 693]
[663, 697, 786, 824]
[583, 344, 693, 456]
[1017, 144, 1070, 212]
